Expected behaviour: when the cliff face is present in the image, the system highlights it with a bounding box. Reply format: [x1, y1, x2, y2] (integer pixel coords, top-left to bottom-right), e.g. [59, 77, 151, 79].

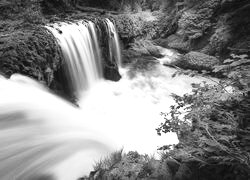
[157, 0, 250, 58]
[110, 0, 250, 71]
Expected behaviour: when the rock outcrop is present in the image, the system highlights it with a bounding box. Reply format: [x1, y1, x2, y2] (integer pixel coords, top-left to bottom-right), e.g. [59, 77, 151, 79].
[155, 0, 250, 58]
[177, 51, 220, 71]
[0, 27, 62, 87]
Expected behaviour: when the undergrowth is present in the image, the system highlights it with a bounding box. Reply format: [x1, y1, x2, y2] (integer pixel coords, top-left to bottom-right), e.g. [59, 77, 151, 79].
[157, 53, 250, 179]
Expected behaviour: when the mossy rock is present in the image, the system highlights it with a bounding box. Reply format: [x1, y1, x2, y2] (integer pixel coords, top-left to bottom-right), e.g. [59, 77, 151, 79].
[176, 51, 220, 71]
[0, 27, 62, 87]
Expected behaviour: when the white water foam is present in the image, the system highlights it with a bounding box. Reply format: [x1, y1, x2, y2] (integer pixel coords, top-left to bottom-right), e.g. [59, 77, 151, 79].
[0, 20, 215, 180]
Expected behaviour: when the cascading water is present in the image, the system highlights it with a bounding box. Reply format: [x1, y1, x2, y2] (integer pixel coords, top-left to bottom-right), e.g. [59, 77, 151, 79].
[105, 18, 122, 67]
[46, 19, 122, 98]
[0, 19, 215, 180]
[46, 21, 103, 97]
[0, 74, 116, 180]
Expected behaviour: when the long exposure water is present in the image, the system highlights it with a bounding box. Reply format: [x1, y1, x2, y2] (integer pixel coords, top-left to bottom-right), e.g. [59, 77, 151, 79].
[0, 64, 211, 180]
[0, 20, 214, 180]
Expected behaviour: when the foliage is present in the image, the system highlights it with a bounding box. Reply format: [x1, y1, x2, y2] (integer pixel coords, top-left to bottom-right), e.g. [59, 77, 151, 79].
[213, 54, 250, 90]
[41, 0, 77, 14]
[157, 53, 250, 179]
[75, 0, 177, 12]
[93, 149, 123, 171]
[0, 0, 44, 24]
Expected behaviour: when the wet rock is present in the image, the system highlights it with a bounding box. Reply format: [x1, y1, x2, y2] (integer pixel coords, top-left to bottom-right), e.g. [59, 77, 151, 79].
[129, 40, 163, 58]
[103, 65, 121, 81]
[176, 51, 220, 71]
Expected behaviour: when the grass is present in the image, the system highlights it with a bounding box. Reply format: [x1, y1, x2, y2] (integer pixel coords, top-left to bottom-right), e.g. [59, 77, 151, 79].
[93, 149, 123, 171]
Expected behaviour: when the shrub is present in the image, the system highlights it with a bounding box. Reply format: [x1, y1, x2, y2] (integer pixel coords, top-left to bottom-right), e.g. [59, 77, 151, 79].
[93, 149, 123, 171]
[157, 53, 250, 179]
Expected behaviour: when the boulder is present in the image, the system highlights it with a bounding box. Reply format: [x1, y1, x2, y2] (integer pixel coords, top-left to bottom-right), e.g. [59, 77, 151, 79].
[0, 27, 62, 86]
[103, 64, 121, 82]
[167, 34, 190, 53]
[130, 40, 163, 58]
[176, 51, 220, 71]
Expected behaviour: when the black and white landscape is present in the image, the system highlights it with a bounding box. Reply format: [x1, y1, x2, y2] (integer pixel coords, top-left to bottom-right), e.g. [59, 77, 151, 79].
[0, 0, 249, 180]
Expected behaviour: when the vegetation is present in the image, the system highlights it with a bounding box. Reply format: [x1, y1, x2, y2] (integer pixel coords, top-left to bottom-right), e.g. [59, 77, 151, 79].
[0, 0, 250, 179]
[93, 149, 123, 171]
[157, 53, 250, 179]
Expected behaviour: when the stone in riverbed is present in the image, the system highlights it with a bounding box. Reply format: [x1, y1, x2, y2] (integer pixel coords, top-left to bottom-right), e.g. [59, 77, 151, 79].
[130, 40, 164, 58]
[176, 51, 220, 71]
[103, 65, 121, 81]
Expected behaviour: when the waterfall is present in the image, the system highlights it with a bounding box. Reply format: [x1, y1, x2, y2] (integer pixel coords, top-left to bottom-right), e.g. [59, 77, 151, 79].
[0, 17, 213, 180]
[0, 20, 123, 179]
[105, 18, 122, 67]
[46, 19, 121, 98]
[46, 21, 103, 97]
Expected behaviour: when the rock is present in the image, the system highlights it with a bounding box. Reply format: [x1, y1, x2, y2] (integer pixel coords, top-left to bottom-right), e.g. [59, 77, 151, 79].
[154, 38, 169, 48]
[147, 45, 163, 58]
[208, 22, 232, 56]
[0, 27, 62, 87]
[130, 40, 163, 58]
[176, 51, 220, 71]
[103, 65, 121, 82]
[167, 34, 190, 53]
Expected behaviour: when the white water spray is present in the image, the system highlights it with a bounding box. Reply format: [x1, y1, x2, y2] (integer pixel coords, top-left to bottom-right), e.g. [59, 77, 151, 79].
[0, 74, 116, 180]
[0, 20, 215, 180]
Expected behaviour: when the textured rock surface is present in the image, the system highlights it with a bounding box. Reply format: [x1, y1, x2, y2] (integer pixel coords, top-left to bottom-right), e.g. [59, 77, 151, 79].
[113, 11, 161, 46]
[0, 27, 62, 86]
[177, 51, 220, 70]
[155, 0, 250, 59]
[0, 9, 122, 97]
[129, 40, 163, 58]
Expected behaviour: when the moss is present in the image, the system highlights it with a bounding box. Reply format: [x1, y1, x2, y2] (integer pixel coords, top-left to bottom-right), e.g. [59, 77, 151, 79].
[113, 11, 161, 46]
[0, 27, 62, 86]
